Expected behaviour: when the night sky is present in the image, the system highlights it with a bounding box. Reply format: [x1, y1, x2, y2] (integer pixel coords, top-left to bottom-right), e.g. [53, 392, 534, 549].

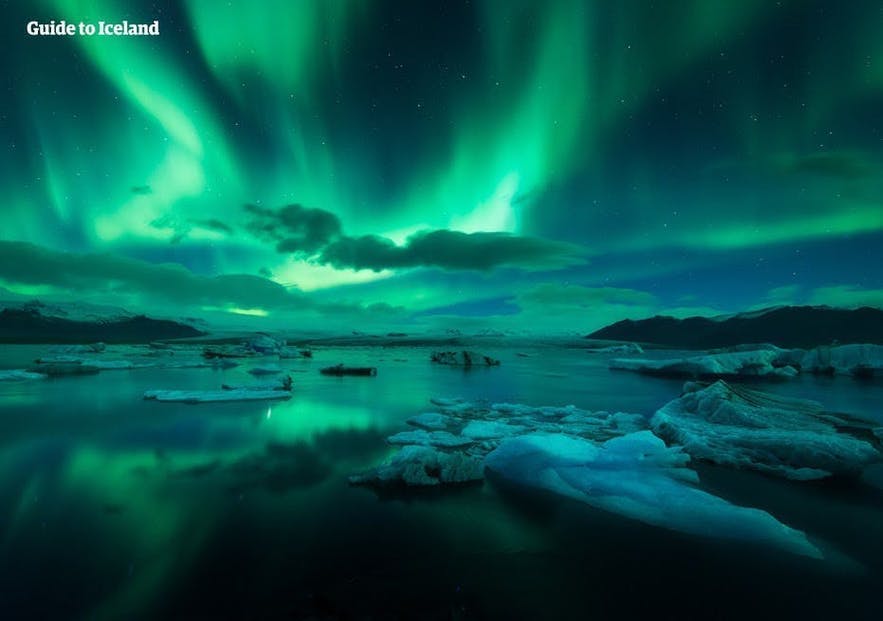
[2, 0, 882, 332]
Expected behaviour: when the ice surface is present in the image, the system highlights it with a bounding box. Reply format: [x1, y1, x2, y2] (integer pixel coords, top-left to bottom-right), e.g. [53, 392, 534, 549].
[610, 349, 797, 379]
[461, 420, 526, 440]
[406, 412, 454, 430]
[0, 369, 46, 381]
[386, 430, 474, 448]
[651, 381, 883, 480]
[587, 343, 644, 354]
[799, 344, 883, 378]
[143, 389, 292, 403]
[430, 350, 501, 366]
[484, 431, 822, 558]
[349, 445, 484, 487]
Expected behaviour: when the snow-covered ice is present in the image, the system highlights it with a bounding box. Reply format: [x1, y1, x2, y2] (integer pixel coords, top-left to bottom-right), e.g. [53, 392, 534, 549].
[430, 350, 501, 366]
[386, 429, 474, 448]
[0, 369, 46, 381]
[799, 344, 883, 378]
[651, 380, 883, 480]
[610, 349, 797, 379]
[484, 431, 822, 558]
[349, 445, 484, 487]
[143, 389, 292, 403]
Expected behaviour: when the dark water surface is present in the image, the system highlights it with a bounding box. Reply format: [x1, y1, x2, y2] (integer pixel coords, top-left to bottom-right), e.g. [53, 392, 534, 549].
[1, 344, 881, 619]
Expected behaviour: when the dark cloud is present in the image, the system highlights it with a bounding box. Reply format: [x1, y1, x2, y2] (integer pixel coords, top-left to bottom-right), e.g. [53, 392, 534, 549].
[0, 240, 302, 310]
[191, 218, 234, 235]
[318, 229, 582, 271]
[0, 241, 410, 318]
[244, 204, 584, 271]
[245, 203, 342, 253]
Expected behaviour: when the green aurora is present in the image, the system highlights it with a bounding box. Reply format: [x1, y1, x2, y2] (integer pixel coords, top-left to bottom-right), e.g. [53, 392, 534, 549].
[2, 0, 883, 332]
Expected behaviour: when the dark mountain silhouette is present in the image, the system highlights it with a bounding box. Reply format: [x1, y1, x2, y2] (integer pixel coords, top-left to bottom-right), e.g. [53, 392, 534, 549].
[0, 307, 204, 343]
[588, 306, 883, 349]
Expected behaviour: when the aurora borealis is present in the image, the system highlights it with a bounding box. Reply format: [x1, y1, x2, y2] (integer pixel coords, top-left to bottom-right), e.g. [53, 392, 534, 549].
[3, 0, 883, 332]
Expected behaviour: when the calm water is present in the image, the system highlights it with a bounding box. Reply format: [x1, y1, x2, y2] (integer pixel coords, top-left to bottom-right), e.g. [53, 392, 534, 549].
[1, 344, 882, 619]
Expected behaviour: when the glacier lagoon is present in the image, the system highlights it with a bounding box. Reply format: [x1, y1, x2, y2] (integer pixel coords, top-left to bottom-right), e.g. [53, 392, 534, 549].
[1, 343, 882, 619]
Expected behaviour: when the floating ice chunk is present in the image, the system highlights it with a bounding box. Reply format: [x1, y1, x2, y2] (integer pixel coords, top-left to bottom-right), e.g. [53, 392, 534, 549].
[430, 350, 500, 367]
[461, 420, 526, 440]
[587, 343, 644, 354]
[611, 349, 797, 379]
[221, 375, 292, 392]
[349, 445, 483, 487]
[91, 359, 154, 370]
[48, 343, 105, 354]
[799, 344, 883, 378]
[484, 431, 822, 559]
[0, 369, 46, 381]
[143, 389, 292, 403]
[386, 430, 473, 448]
[407, 412, 453, 430]
[651, 381, 882, 480]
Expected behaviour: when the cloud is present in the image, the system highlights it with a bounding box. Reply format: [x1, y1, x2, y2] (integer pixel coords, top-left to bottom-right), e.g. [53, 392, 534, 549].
[318, 230, 582, 271]
[0, 240, 305, 311]
[245, 205, 584, 272]
[245, 203, 342, 253]
[191, 218, 233, 235]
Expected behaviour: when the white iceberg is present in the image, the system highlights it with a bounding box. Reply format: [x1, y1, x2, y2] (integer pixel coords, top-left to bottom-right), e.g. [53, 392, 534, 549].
[0, 369, 46, 381]
[248, 364, 282, 376]
[461, 420, 526, 440]
[386, 429, 474, 448]
[349, 445, 484, 487]
[484, 431, 822, 558]
[430, 350, 500, 367]
[651, 381, 882, 480]
[143, 389, 292, 403]
[587, 343, 644, 354]
[406, 412, 454, 430]
[799, 344, 883, 378]
[610, 349, 797, 379]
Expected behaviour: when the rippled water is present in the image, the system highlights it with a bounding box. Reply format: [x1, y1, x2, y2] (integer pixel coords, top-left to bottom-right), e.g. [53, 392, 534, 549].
[0, 344, 881, 619]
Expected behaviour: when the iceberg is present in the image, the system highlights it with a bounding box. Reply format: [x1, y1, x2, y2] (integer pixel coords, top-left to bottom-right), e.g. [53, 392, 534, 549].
[610, 349, 797, 379]
[386, 430, 474, 448]
[0, 369, 46, 381]
[406, 412, 454, 430]
[484, 431, 822, 558]
[430, 350, 501, 367]
[143, 389, 292, 403]
[651, 381, 883, 480]
[587, 343, 644, 354]
[349, 445, 484, 487]
[799, 344, 883, 378]
[221, 375, 292, 392]
[461, 420, 527, 440]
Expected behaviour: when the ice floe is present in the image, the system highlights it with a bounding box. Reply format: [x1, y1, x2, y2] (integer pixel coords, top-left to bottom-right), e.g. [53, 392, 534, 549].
[610, 349, 797, 379]
[587, 343, 644, 354]
[651, 381, 883, 480]
[799, 344, 883, 378]
[430, 350, 501, 367]
[386, 430, 474, 448]
[143, 389, 292, 403]
[484, 431, 822, 559]
[349, 445, 484, 487]
[0, 369, 46, 381]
